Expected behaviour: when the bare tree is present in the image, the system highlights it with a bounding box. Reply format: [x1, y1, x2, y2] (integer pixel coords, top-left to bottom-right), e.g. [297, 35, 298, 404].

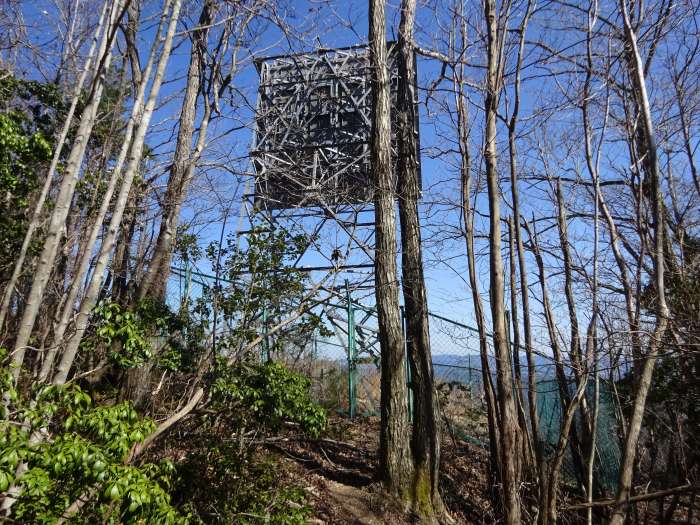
[450, 7, 501, 481]
[37, 0, 172, 382]
[396, 0, 444, 517]
[610, 1, 671, 522]
[9, 0, 126, 382]
[53, 0, 183, 386]
[525, 215, 595, 525]
[137, 0, 217, 302]
[483, 0, 522, 521]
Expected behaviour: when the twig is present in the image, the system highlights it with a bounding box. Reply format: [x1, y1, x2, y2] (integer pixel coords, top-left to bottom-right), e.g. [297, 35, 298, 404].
[563, 484, 697, 511]
[129, 387, 205, 460]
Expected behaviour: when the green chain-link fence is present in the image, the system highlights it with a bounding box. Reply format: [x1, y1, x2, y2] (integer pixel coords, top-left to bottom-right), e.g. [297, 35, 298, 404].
[166, 266, 622, 493]
[536, 379, 621, 492]
[305, 300, 623, 493]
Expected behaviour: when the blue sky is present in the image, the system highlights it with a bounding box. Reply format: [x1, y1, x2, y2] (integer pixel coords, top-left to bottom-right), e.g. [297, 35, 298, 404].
[12, 0, 567, 355]
[147, 0, 483, 319]
[17, 0, 690, 366]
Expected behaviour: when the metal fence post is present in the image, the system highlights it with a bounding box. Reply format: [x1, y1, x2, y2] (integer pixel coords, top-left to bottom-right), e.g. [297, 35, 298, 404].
[346, 281, 356, 418]
[468, 354, 472, 386]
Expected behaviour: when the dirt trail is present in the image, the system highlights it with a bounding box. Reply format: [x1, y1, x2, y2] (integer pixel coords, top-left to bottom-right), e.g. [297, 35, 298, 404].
[270, 416, 494, 524]
[305, 480, 386, 525]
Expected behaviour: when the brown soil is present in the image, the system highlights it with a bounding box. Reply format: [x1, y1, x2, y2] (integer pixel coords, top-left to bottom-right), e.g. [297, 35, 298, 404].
[268, 415, 497, 524]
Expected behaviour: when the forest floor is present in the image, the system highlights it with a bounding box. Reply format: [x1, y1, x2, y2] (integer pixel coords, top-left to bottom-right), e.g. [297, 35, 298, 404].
[268, 415, 497, 525]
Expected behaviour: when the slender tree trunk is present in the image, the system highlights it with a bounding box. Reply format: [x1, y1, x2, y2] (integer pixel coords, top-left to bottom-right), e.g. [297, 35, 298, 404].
[38, 4, 167, 383]
[0, 1, 109, 332]
[555, 180, 584, 374]
[138, 0, 216, 302]
[453, 35, 501, 481]
[111, 184, 142, 305]
[587, 360, 599, 525]
[462, 165, 501, 482]
[545, 364, 591, 525]
[503, 1, 542, 507]
[369, 0, 413, 505]
[483, 0, 522, 521]
[507, 217, 534, 473]
[581, 8, 604, 513]
[526, 220, 573, 525]
[127, 1, 216, 405]
[9, 0, 125, 382]
[52, 0, 183, 386]
[396, 0, 443, 517]
[554, 180, 592, 489]
[610, 2, 670, 522]
[528, 220, 595, 525]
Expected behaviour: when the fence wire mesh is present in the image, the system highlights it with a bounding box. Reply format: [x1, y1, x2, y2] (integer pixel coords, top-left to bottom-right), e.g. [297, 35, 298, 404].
[536, 379, 621, 491]
[304, 307, 623, 493]
[165, 266, 622, 493]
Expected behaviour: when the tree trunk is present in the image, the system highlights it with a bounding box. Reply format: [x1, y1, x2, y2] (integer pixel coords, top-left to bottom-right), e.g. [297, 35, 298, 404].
[503, 1, 541, 505]
[483, 0, 522, 521]
[545, 365, 591, 525]
[138, 0, 216, 302]
[507, 217, 534, 474]
[610, 2, 670, 523]
[554, 180, 592, 489]
[396, 0, 443, 518]
[369, 0, 413, 506]
[110, 183, 142, 305]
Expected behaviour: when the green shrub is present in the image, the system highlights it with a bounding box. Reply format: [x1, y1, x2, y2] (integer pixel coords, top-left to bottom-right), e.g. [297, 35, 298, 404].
[166, 360, 324, 523]
[174, 448, 310, 525]
[80, 299, 205, 372]
[0, 348, 186, 524]
[212, 359, 327, 438]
